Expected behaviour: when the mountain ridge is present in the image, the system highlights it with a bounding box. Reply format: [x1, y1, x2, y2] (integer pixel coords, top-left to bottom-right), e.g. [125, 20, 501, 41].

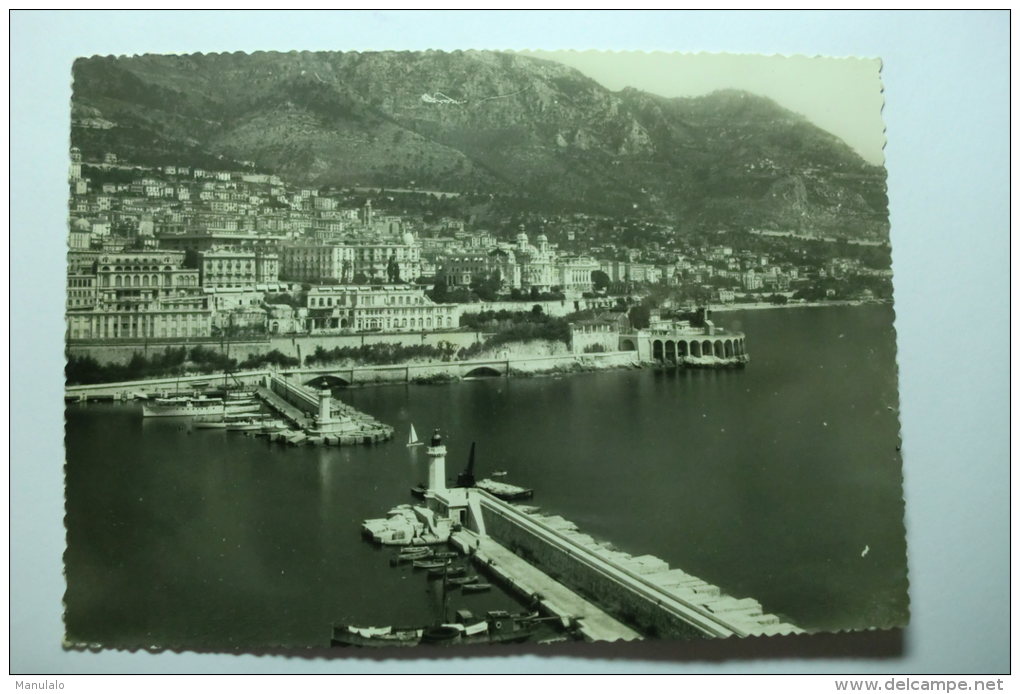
[71, 50, 889, 240]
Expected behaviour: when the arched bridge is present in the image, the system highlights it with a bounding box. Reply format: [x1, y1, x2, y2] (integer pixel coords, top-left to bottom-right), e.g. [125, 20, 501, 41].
[282, 352, 633, 387]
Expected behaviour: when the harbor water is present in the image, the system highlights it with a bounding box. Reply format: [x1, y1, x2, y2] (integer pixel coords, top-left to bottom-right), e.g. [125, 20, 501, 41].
[64, 304, 908, 648]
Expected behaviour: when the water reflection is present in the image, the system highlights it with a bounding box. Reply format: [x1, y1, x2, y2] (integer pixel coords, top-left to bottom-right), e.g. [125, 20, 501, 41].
[65, 306, 907, 647]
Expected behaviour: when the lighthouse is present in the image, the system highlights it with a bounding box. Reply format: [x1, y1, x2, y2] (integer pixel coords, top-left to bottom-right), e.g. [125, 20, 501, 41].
[317, 388, 332, 425]
[426, 429, 447, 493]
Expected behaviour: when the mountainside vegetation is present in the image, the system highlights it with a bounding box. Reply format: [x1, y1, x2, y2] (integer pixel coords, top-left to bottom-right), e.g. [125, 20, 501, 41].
[72, 50, 889, 240]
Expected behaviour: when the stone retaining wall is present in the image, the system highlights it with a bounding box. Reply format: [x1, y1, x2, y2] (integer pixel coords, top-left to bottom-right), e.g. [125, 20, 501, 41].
[478, 502, 705, 640]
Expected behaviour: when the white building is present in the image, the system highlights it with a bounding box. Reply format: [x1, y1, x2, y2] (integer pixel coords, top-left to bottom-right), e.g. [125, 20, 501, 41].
[304, 284, 461, 333]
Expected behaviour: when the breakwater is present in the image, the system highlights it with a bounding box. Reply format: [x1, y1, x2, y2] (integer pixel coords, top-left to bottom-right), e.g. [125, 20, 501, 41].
[473, 494, 801, 639]
[258, 375, 393, 446]
[427, 486, 802, 640]
[412, 430, 801, 641]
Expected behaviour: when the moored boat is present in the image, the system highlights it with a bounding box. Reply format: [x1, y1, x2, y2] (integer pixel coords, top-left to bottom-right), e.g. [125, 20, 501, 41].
[142, 395, 259, 418]
[225, 414, 274, 431]
[330, 610, 540, 648]
[399, 546, 433, 555]
[390, 549, 432, 565]
[427, 565, 467, 579]
[330, 625, 424, 648]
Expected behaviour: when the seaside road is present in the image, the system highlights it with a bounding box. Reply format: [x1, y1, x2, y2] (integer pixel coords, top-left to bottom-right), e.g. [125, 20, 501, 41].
[453, 530, 642, 643]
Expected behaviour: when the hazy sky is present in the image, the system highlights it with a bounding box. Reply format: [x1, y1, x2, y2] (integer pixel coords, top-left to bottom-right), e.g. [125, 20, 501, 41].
[520, 51, 885, 166]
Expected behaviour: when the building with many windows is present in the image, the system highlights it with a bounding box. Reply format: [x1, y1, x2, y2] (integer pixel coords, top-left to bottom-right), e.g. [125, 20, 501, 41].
[742, 269, 764, 291]
[280, 235, 422, 284]
[280, 244, 356, 283]
[197, 248, 280, 289]
[557, 255, 600, 294]
[65, 251, 212, 340]
[514, 232, 556, 291]
[66, 274, 97, 310]
[438, 249, 520, 290]
[349, 237, 422, 283]
[304, 284, 461, 333]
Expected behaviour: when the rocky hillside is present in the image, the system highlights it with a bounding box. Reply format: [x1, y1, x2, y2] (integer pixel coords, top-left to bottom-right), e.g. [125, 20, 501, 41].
[71, 50, 889, 240]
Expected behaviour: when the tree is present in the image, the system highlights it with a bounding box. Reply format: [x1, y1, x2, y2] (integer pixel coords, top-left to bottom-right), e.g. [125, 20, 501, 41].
[428, 277, 449, 303]
[628, 304, 651, 330]
[470, 272, 502, 302]
[591, 269, 611, 292]
[386, 255, 401, 282]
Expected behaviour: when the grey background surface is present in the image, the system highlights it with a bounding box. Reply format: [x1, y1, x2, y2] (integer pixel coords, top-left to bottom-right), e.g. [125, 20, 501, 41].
[10, 10, 1009, 674]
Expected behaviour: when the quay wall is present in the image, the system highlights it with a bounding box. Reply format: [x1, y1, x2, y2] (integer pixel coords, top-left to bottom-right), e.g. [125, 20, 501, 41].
[65, 352, 639, 397]
[287, 351, 639, 386]
[268, 375, 319, 414]
[65, 369, 269, 398]
[477, 501, 706, 640]
[67, 339, 273, 366]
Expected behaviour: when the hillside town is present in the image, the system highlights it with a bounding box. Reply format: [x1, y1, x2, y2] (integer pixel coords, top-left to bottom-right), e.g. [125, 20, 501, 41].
[66, 150, 894, 344]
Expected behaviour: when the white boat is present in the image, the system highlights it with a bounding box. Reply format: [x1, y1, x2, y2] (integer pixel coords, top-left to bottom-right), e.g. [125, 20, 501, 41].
[407, 423, 424, 447]
[142, 396, 260, 418]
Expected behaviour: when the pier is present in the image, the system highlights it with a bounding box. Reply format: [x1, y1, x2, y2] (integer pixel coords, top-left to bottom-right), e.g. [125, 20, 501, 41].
[64, 351, 640, 402]
[365, 431, 802, 642]
[64, 370, 393, 446]
[471, 496, 801, 639]
[258, 375, 393, 445]
[451, 530, 641, 643]
[64, 369, 269, 401]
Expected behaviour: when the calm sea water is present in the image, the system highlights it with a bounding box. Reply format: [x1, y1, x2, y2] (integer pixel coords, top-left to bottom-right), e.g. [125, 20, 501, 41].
[64, 305, 908, 648]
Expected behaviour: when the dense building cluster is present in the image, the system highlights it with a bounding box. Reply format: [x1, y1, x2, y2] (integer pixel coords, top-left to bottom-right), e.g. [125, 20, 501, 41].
[65, 150, 891, 342]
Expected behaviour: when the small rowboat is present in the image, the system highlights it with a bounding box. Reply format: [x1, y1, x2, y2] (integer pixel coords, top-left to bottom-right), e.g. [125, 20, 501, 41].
[399, 546, 432, 555]
[427, 565, 467, 579]
[391, 550, 433, 566]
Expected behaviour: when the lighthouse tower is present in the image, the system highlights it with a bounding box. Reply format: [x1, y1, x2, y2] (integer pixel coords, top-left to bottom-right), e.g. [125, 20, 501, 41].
[426, 429, 447, 493]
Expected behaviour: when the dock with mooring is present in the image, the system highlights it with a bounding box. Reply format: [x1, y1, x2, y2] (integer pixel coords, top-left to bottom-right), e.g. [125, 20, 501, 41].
[363, 430, 803, 641]
[256, 374, 393, 446]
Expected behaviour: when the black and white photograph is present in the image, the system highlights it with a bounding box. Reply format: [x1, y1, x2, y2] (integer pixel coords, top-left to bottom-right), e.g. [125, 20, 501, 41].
[61, 47, 906, 652]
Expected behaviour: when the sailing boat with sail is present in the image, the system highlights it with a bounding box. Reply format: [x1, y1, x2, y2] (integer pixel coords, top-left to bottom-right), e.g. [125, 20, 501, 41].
[407, 423, 424, 447]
